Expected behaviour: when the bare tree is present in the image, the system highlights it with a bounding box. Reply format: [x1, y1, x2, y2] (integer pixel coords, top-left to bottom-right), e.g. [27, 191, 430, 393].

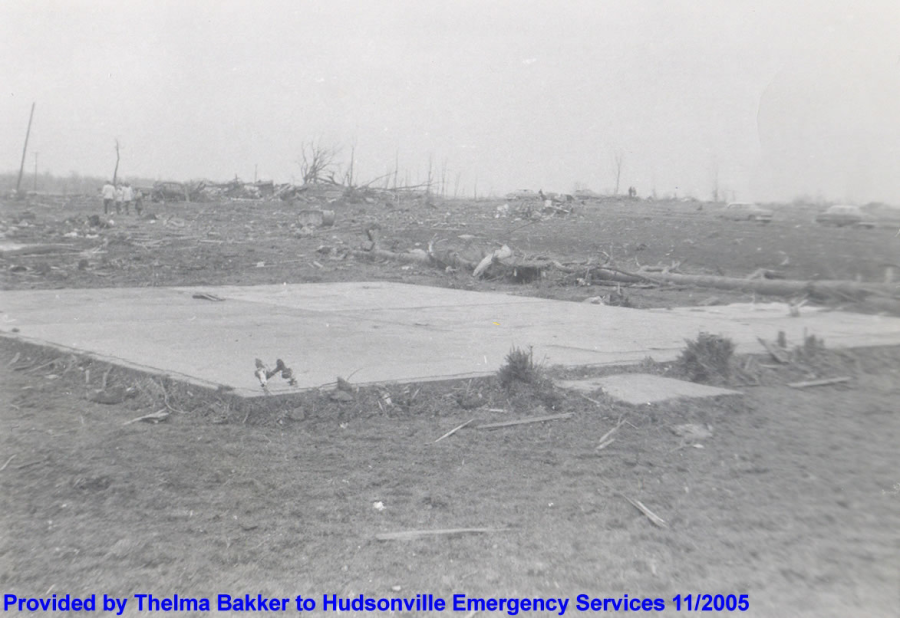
[611, 150, 625, 195]
[425, 152, 434, 196]
[299, 140, 339, 184]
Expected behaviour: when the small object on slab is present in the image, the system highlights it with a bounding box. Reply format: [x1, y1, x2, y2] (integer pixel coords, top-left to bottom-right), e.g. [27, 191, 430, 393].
[192, 292, 225, 301]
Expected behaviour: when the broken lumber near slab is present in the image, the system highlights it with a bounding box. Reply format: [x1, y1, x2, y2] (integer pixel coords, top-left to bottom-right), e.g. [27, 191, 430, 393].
[787, 376, 852, 389]
[433, 418, 474, 443]
[375, 528, 509, 541]
[476, 413, 572, 429]
[123, 410, 170, 425]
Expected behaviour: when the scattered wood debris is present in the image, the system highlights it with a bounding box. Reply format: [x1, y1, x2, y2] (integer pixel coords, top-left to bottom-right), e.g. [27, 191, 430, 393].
[123, 410, 170, 425]
[14, 458, 45, 470]
[375, 528, 510, 541]
[757, 337, 790, 364]
[476, 413, 572, 430]
[473, 245, 513, 278]
[626, 497, 668, 529]
[88, 385, 137, 405]
[434, 418, 474, 443]
[787, 376, 852, 389]
[192, 292, 225, 301]
[596, 417, 627, 451]
[0, 455, 16, 472]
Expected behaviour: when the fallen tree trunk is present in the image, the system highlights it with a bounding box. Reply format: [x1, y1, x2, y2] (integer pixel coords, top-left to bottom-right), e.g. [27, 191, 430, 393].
[547, 261, 897, 299]
[349, 246, 898, 304]
[630, 271, 894, 300]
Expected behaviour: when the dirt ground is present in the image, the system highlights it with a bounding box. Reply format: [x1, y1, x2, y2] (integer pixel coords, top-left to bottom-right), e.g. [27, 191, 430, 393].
[1, 194, 899, 617]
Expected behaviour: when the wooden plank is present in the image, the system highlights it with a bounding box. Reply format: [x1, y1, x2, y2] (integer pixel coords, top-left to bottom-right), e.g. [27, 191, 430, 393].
[788, 376, 852, 389]
[434, 418, 474, 443]
[626, 498, 668, 529]
[375, 528, 509, 541]
[476, 413, 572, 430]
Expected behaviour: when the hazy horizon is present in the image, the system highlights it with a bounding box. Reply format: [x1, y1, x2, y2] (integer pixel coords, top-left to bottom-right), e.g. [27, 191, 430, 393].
[2, 0, 899, 203]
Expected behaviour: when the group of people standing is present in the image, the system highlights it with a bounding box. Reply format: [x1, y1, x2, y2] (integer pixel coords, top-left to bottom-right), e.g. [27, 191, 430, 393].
[101, 181, 143, 216]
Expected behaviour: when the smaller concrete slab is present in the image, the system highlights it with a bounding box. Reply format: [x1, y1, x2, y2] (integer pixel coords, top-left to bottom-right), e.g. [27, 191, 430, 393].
[557, 373, 742, 405]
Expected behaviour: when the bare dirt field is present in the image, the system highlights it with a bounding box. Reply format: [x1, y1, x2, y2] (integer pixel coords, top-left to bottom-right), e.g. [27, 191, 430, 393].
[1, 193, 899, 617]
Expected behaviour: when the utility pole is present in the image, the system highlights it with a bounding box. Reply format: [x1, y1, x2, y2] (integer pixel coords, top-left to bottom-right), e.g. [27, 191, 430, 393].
[15, 102, 36, 197]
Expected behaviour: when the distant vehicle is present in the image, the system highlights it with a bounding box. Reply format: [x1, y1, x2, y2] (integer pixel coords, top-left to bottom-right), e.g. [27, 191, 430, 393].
[815, 205, 875, 228]
[719, 202, 774, 223]
[151, 181, 188, 203]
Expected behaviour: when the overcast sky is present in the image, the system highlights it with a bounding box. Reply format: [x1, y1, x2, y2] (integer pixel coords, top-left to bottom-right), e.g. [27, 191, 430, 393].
[2, 0, 899, 203]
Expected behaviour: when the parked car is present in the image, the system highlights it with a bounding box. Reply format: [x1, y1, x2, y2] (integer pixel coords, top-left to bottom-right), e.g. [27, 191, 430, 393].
[719, 202, 774, 223]
[815, 205, 875, 228]
[151, 181, 189, 203]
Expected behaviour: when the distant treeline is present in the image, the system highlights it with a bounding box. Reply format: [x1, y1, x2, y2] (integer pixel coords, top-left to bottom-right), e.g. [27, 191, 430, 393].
[0, 171, 162, 196]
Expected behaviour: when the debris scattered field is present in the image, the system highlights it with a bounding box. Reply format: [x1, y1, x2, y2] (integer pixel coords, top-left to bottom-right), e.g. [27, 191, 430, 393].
[1, 191, 899, 617]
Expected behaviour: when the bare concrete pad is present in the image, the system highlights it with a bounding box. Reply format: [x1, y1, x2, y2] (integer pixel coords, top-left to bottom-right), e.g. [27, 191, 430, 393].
[2, 282, 900, 398]
[557, 374, 742, 405]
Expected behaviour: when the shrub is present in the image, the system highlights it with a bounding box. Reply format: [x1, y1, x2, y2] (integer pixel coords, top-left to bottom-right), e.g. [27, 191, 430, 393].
[677, 332, 735, 383]
[498, 346, 540, 389]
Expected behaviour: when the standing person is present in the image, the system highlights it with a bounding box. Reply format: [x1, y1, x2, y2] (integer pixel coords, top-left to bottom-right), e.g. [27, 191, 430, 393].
[115, 184, 124, 214]
[123, 183, 134, 215]
[101, 181, 116, 214]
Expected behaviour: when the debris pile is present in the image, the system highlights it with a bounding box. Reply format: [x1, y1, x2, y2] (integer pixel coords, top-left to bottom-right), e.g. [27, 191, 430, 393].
[254, 358, 298, 390]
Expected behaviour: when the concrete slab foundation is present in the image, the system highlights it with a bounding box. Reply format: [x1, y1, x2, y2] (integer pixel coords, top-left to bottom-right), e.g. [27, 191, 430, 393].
[556, 374, 743, 405]
[2, 282, 900, 398]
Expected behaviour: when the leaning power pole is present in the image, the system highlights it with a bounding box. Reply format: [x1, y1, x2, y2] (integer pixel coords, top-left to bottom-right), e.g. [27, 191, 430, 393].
[15, 102, 36, 197]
